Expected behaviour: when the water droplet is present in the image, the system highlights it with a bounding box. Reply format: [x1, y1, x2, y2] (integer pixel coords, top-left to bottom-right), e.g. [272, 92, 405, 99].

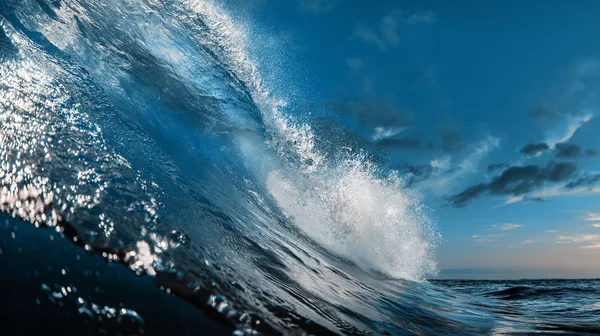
[119, 308, 144, 324]
[11, 232, 15, 239]
[207, 294, 230, 314]
[169, 230, 190, 248]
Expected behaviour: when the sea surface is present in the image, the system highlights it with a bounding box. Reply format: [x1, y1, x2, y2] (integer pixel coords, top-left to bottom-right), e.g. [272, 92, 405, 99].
[1, 1, 599, 335]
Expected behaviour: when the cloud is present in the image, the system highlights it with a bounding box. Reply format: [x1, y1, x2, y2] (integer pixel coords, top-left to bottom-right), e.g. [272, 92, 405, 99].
[554, 143, 597, 158]
[380, 13, 400, 45]
[372, 126, 404, 141]
[564, 173, 600, 189]
[520, 143, 549, 156]
[397, 164, 434, 187]
[564, 58, 600, 95]
[431, 156, 451, 171]
[573, 58, 600, 79]
[522, 240, 534, 244]
[557, 234, 600, 243]
[492, 223, 523, 231]
[516, 184, 600, 204]
[584, 212, 600, 221]
[554, 143, 583, 158]
[555, 231, 600, 249]
[345, 57, 363, 72]
[420, 135, 499, 195]
[377, 136, 432, 150]
[530, 105, 559, 120]
[447, 161, 578, 207]
[404, 11, 437, 25]
[488, 163, 508, 172]
[472, 233, 504, 243]
[546, 230, 561, 233]
[546, 111, 593, 148]
[352, 25, 387, 49]
[297, 0, 338, 14]
[351, 9, 435, 49]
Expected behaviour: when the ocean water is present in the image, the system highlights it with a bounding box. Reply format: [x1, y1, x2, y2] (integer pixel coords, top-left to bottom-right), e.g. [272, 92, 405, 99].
[0, 1, 599, 335]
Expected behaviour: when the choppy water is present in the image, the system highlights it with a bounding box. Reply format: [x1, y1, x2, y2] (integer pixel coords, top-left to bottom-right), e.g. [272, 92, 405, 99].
[1, 1, 599, 335]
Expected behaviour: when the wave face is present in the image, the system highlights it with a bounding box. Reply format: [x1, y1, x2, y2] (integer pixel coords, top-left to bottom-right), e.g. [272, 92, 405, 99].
[1, 1, 595, 335]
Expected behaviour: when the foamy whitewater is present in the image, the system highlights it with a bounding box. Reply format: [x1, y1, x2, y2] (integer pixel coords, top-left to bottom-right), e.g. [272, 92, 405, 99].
[1, 1, 598, 335]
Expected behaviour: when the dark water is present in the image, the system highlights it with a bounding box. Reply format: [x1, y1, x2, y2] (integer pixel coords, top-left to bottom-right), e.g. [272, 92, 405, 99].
[1, 0, 599, 335]
[434, 279, 600, 335]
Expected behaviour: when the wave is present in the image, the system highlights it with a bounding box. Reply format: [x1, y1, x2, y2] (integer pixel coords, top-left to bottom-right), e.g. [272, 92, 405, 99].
[2, 0, 596, 335]
[487, 284, 599, 300]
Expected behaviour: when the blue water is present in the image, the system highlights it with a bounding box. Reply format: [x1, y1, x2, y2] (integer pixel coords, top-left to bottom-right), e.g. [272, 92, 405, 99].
[1, 1, 599, 335]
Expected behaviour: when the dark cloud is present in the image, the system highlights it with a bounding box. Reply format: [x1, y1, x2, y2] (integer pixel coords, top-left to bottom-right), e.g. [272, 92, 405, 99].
[554, 143, 583, 158]
[377, 137, 433, 150]
[446, 183, 488, 208]
[487, 163, 508, 172]
[564, 174, 600, 189]
[330, 100, 414, 128]
[554, 143, 597, 158]
[530, 105, 558, 120]
[397, 164, 434, 186]
[447, 161, 578, 207]
[520, 143, 549, 156]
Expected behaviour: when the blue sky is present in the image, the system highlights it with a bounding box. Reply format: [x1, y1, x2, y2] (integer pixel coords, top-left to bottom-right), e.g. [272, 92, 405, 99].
[225, 0, 600, 279]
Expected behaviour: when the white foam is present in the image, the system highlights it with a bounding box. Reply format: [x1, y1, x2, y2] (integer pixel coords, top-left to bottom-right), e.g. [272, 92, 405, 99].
[178, 0, 439, 280]
[266, 158, 438, 280]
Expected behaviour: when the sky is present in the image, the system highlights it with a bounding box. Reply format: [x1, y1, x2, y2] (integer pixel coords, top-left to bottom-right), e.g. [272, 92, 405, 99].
[224, 0, 600, 279]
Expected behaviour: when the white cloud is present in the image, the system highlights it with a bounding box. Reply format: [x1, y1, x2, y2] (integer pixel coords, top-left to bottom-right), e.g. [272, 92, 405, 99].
[556, 234, 600, 249]
[472, 233, 504, 243]
[352, 25, 386, 49]
[584, 212, 600, 221]
[430, 156, 451, 171]
[421, 135, 499, 195]
[546, 230, 561, 233]
[505, 185, 600, 205]
[493, 223, 523, 231]
[372, 126, 405, 141]
[593, 224, 600, 228]
[380, 13, 400, 45]
[404, 11, 437, 25]
[522, 240, 534, 244]
[573, 58, 600, 79]
[557, 234, 600, 243]
[352, 9, 435, 49]
[546, 111, 593, 148]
